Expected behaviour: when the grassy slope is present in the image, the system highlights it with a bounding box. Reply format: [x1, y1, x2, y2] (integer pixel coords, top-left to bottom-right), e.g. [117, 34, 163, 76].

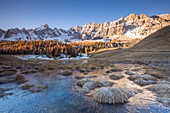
[91, 26, 170, 62]
[130, 25, 170, 51]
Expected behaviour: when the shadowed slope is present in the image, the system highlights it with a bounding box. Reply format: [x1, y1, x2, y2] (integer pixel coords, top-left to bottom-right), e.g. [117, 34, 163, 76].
[91, 26, 170, 63]
[130, 25, 170, 51]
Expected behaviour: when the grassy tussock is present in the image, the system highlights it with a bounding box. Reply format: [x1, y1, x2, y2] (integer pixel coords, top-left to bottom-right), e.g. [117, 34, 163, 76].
[127, 74, 157, 81]
[15, 74, 28, 84]
[109, 74, 124, 80]
[21, 84, 47, 92]
[134, 78, 156, 86]
[146, 84, 170, 97]
[146, 84, 170, 107]
[75, 78, 114, 93]
[93, 87, 130, 104]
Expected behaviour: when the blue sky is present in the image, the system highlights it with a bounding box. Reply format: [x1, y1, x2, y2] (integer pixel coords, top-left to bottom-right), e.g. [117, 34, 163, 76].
[0, 0, 170, 30]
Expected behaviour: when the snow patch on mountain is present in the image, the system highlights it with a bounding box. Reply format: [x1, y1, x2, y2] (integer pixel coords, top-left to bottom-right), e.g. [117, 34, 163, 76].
[125, 26, 145, 39]
[0, 14, 170, 42]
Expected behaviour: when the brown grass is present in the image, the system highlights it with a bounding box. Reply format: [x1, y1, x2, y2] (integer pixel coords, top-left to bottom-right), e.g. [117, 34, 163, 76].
[93, 87, 130, 104]
[91, 26, 170, 63]
[134, 78, 156, 86]
[15, 74, 28, 84]
[21, 84, 34, 90]
[109, 74, 124, 80]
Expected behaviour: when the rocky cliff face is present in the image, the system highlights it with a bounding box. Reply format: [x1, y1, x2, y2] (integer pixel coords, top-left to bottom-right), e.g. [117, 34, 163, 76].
[72, 14, 170, 40]
[0, 14, 170, 42]
[0, 24, 82, 42]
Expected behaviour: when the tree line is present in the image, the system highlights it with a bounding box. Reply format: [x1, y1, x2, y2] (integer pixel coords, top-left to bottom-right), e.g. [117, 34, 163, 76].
[0, 39, 134, 58]
[0, 40, 116, 57]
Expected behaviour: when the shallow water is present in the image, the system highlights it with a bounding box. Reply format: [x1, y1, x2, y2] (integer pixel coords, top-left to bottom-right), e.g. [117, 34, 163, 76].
[0, 64, 170, 113]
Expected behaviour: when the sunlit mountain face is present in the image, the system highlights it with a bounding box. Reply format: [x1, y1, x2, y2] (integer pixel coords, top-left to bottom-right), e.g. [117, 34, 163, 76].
[0, 14, 170, 42]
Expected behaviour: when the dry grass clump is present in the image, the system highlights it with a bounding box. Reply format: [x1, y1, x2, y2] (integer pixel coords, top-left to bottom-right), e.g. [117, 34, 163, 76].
[144, 69, 164, 79]
[74, 75, 97, 80]
[15, 74, 28, 84]
[0, 69, 17, 77]
[0, 88, 13, 97]
[75, 78, 114, 93]
[134, 78, 157, 86]
[93, 87, 130, 104]
[146, 84, 170, 97]
[0, 76, 16, 84]
[79, 69, 91, 73]
[21, 84, 34, 90]
[75, 66, 81, 70]
[146, 84, 170, 107]
[109, 74, 124, 80]
[60, 70, 73, 76]
[125, 71, 136, 75]
[21, 84, 48, 93]
[109, 64, 115, 67]
[131, 68, 141, 72]
[106, 67, 123, 73]
[29, 84, 48, 92]
[127, 74, 157, 81]
[77, 78, 102, 88]
[105, 70, 112, 73]
[90, 66, 97, 70]
[100, 81, 114, 87]
[1, 65, 13, 69]
[110, 68, 123, 72]
[21, 69, 38, 74]
[157, 97, 170, 108]
[0, 88, 5, 97]
[0, 93, 5, 97]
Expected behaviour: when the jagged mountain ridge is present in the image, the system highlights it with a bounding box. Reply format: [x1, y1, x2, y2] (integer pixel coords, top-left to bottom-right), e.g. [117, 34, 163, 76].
[0, 24, 82, 42]
[72, 14, 170, 40]
[0, 13, 170, 42]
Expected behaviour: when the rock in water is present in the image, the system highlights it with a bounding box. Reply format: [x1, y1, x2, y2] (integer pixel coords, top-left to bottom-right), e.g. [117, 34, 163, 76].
[93, 87, 130, 104]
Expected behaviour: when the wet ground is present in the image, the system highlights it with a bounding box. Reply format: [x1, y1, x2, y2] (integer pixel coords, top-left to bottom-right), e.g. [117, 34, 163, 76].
[0, 63, 170, 113]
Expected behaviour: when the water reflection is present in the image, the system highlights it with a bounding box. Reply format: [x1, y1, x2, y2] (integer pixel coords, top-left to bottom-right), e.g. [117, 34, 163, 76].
[0, 64, 170, 113]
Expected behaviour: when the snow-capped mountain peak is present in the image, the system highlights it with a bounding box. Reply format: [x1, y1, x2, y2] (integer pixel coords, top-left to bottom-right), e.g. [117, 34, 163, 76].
[0, 13, 170, 42]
